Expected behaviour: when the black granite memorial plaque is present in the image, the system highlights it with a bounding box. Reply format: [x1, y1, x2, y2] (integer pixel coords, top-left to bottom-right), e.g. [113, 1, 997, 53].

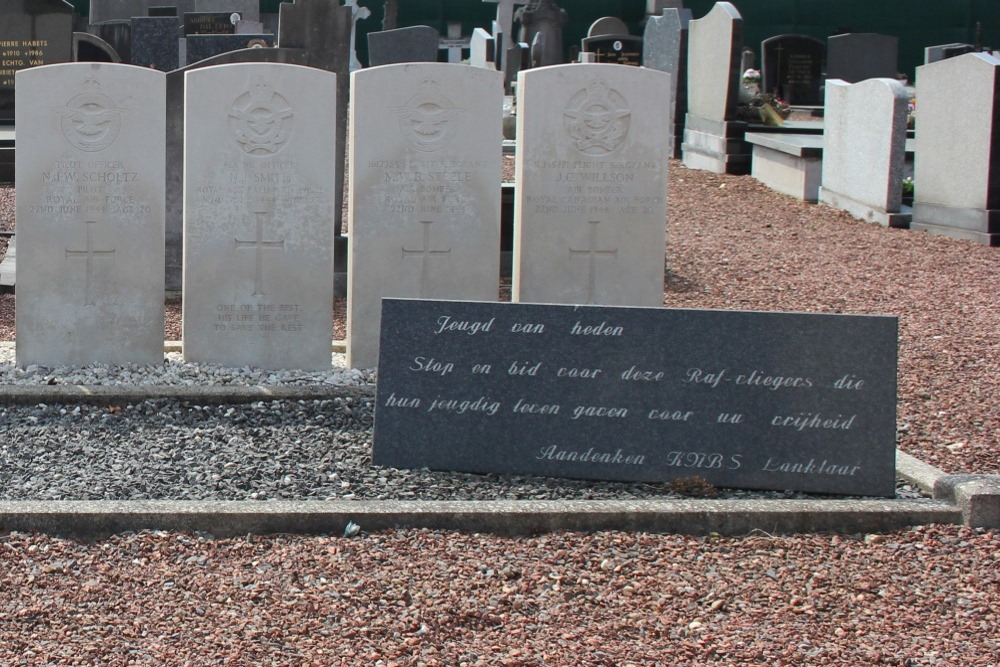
[581, 35, 643, 66]
[1, 0, 75, 124]
[183, 12, 237, 36]
[373, 300, 898, 497]
[761, 34, 825, 106]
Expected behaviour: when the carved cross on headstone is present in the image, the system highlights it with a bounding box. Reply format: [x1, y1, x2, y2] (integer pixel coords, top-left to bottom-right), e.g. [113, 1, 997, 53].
[65, 220, 115, 307]
[402, 220, 451, 298]
[569, 220, 617, 304]
[235, 211, 285, 297]
[344, 0, 371, 71]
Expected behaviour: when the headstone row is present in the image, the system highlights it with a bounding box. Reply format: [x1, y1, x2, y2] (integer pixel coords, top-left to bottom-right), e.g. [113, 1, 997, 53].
[15, 60, 673, 371]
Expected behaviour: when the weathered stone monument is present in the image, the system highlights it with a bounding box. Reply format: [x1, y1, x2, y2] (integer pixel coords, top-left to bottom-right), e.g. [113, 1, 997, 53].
[911, 53, 1000, 246]
[347, 63, 503, 369]
[513, 64, 670, 307]
[818, 78, 911, 228]
[15, 63, 166, 366]
[515, 0, 567, 67]
[681, 2, 749, 174]
[643, 7, 691, 158]
[367, 25, 439, 66]
[182, 62, 336, 369]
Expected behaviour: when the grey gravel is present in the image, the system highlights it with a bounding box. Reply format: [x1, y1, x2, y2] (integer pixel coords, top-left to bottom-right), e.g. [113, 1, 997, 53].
[0, 397, 925, 502]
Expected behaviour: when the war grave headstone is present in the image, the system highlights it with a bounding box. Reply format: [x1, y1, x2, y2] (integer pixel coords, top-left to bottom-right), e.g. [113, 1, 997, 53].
[368, 25, 439, 66]
[130, 15, 180, 71]
[761, 34, 824, 106]
[643, 7, 692, 158]
[827, 33, 898, 83]
[162, 0, 352, 292]
[15, 62, 166, 366]
[513, 64, 670, 307]
[818, 78, 910, 228]
[183, 62, 336, 369]
[911, 53, 1000, 246]
[1, 0, 76, 124]
[373, 299, 899, 497]
[347, 63, 503, 370]
[681, 2, 750, 175]
[515, 0, 567, 67]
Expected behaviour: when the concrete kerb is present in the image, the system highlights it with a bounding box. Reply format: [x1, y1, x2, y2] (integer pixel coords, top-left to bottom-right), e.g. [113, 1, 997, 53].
[0, 379, 993, 535]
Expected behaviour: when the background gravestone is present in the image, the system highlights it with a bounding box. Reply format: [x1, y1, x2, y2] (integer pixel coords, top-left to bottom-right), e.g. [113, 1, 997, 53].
[643, 7, 691, 158]
[924, 42, 974, 65]
[130, 16, 180, 71]
[761, 34, 825, 106]
[347, 63, 503, 370]
[1, 0, 76, 124]
[513, 64, 670, 308]
[90, 0, 259, 25]
[367, 25, 439, 66]
[185, 34, 272, 66]
[515, 0, 567, 67]
[681, 1, 749, 175]
[15, 62, 166, 366]
[911, 53, 1000, 246]
[818, 78, 910, 228]
[827, 33, 898, 83]
[183, 62, 336, 370]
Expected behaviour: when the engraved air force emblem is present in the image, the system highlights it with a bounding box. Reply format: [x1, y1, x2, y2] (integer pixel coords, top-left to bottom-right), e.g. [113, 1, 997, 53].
[392, 80, 464, 153]
[228, 77, 294, 155]
[563, 79, 631, 156]
[56, 77, 124, 152]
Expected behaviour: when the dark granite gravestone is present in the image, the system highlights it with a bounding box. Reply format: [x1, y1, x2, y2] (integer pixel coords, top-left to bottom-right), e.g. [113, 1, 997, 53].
[761, 34, 825, 105]
[183, 11, 237, 35]
[827, 32, 898, 83]
[131, 16, 180, 70]
[184, 33, 270, 65]
[373, 299, 899, 497]
[149, 6, 178, 16]
[367, 25, 439, 66]
[0, 0, 75, 124]
[581, 35, 643, 66]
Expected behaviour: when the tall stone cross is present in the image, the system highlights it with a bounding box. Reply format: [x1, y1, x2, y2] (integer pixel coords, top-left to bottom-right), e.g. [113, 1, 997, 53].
[484, 0, 527, 65]
[235, 211, 285, 297]
[65, 220, 116, 307]
[344, 0, 371, 71]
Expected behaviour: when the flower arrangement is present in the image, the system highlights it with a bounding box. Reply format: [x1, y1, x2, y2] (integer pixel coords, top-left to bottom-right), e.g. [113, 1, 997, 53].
[902, 177, 914, 197]
[741, 68, 761, 85]
[736, 92, 792, 125]
[907, 97, 916, 130]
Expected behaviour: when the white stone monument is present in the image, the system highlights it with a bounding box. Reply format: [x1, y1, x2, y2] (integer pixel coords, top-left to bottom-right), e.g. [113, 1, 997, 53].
[15, 63, 166, 367]
[819, 78, 911, 228]
[183, 62, 336, 370]
[347, 63, 503, 369]
[513, 64, 670, 307]
[911, 53, 1000, 246]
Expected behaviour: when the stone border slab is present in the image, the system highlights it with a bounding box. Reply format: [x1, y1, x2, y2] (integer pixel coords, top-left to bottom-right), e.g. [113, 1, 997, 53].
[0, 498, 962, 538]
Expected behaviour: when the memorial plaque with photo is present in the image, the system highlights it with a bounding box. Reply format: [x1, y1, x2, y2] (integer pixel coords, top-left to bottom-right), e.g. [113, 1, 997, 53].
[582, 35, 643, 66]
[1, 0, 75, 123]
[373, 299, 899, 497]
[183, 11, 237, 35]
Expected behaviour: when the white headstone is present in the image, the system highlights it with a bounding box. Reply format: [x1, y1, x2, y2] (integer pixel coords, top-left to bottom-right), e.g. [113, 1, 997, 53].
[513, 64, 670, 307]
[183, 62, 336, 370]
[911, 53, 1000, 246]
[15, 63, 166, 367]
[347, 63, 503, 369]
[818, 78, 910, 227]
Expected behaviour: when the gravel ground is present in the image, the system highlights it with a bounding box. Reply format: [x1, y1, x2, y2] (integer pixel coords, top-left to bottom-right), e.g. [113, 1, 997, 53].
[1, 158, 998, 664]
[0, 526, 996, 665]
